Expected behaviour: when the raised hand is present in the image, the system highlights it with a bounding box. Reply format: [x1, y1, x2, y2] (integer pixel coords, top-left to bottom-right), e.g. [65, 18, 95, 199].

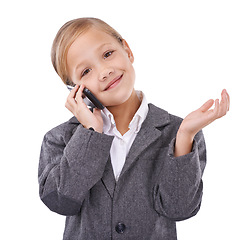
[175, 89, 230, 157]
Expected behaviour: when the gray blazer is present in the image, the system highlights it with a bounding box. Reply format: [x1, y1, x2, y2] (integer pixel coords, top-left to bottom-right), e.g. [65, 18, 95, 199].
[38, 103, 206, 240]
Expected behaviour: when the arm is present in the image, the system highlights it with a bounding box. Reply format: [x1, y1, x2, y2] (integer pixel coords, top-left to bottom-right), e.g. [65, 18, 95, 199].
[39, 83, 109, 216]
[38, 124, 113, 216]
[154, 90, 229, 220]
[154, 129, 206, 221]
[175, 89, 230, 157]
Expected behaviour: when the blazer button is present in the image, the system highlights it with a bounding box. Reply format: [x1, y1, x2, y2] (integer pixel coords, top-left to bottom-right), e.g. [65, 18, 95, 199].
[115, 222, 126, 234]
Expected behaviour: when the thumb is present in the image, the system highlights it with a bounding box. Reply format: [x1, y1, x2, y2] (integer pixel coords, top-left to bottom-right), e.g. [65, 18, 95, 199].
[93, 108, 102, 117]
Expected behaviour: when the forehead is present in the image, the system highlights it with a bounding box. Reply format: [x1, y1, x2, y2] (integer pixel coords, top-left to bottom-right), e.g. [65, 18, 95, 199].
[68, 28, 120, 57]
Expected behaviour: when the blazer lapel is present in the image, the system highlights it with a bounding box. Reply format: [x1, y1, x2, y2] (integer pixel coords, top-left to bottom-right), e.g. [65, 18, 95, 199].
[119, 104, 170, 178]
[101, 157, 116, 198]
[101, 104, 171, 196]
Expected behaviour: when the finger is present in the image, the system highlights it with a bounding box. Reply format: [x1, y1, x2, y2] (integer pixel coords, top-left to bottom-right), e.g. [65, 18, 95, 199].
[67, 85, 79, 103]
[79, 84, 85, 92]
[75, 84, 85, 104]
[66, 85, 79, 107]
[212, 99, 220, 119]
[226, 90, 230, 111]
[69, 84, 79, 98]
[218, 90, 228, 117]
[93, 108, 102, 118]
[199, 99, 215, 112]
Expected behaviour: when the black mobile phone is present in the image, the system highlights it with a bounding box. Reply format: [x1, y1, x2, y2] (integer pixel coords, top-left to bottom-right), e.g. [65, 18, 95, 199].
[67, 85, 105, 110]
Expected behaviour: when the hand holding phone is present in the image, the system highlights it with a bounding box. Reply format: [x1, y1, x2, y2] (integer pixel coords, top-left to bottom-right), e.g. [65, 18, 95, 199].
[67, 85, 104, 110]
[66, 84, 104, 133]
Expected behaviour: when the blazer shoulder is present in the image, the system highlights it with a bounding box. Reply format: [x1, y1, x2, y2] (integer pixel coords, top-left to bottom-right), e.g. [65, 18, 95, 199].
[44, 116, 80, 145]
[148, 103, 183, 128]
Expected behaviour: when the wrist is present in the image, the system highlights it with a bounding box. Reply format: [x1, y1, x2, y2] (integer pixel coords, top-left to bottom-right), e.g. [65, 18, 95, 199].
[176, 127, 194, 142]
[85, 125, 102, 133]
[174, 129, 194, 157]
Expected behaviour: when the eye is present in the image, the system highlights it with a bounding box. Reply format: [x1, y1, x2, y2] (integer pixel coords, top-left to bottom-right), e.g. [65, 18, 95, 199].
[104, 50, 114, 59]
[81, 68, 91, 77]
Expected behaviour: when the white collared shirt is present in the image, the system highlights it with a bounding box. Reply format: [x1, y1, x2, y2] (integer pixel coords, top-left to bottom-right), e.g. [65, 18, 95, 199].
[101, 91, 149, 181]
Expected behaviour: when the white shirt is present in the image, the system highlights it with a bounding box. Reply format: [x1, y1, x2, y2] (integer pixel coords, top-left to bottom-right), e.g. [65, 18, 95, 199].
[101, 91, 149, 181]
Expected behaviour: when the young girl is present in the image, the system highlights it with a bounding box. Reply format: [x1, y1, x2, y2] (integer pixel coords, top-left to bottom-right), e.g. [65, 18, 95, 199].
[38, 18, 230, 240]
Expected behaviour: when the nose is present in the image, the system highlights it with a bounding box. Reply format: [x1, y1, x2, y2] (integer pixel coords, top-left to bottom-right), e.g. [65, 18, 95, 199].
[99, 66, 114, 81]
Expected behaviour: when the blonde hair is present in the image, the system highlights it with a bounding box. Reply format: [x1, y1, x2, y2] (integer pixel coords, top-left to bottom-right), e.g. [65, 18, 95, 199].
[51, 17, 123, 85]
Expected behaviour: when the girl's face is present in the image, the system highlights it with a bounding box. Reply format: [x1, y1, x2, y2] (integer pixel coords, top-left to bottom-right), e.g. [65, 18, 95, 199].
[66, 27, 135, 107]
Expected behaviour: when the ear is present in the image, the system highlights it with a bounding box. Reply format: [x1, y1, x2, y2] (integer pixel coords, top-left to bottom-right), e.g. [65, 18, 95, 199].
[122, 39, 134, 63]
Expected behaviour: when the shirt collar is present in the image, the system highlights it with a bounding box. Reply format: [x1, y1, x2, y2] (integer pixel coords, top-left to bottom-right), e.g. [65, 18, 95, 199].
[101, 91, 149, 134]
[102, 107, 115, 133]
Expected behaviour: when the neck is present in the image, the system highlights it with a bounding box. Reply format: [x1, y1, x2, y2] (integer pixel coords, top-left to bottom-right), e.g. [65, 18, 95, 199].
[107, 90, 141, 135]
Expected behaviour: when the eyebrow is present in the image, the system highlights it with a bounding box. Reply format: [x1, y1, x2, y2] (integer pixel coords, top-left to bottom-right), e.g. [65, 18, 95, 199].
[75, 43, 113, 72]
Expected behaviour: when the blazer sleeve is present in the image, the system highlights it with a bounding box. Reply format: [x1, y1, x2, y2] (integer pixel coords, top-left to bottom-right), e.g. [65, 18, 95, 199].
[38, 123, 113, 216]
[153, 130, 206, 221]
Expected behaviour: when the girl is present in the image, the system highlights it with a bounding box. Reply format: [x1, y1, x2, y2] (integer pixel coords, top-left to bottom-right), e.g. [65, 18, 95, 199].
[38, 18, 230, 240]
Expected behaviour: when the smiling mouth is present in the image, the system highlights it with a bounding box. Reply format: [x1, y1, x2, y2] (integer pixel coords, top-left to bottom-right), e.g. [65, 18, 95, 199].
[104, 74, 123, 91]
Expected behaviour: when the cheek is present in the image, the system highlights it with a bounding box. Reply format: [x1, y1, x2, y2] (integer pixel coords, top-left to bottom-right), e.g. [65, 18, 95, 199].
[78, 75, 98, 92]
[126, 64, 135, 87]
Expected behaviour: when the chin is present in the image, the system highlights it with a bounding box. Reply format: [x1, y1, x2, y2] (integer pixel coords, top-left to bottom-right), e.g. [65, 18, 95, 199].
[104, 89, 134, 107]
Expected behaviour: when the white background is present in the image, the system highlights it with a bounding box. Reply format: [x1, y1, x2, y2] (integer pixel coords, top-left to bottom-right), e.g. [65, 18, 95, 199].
[0, 0, 239, 239]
